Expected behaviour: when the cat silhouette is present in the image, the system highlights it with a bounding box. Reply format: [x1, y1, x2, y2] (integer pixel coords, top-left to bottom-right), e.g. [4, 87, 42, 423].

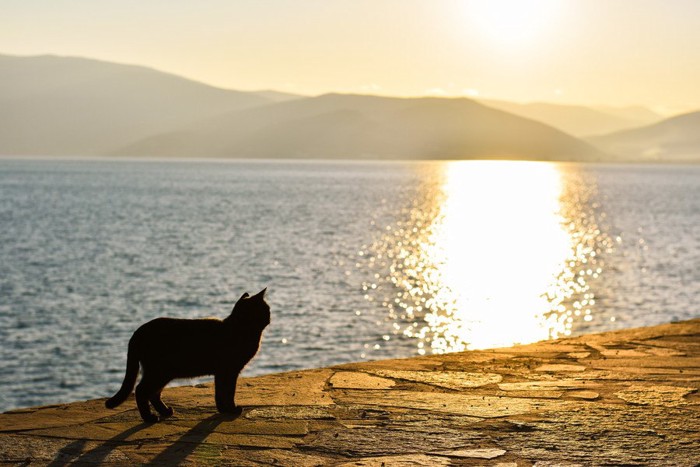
[105, 289, 270, 422]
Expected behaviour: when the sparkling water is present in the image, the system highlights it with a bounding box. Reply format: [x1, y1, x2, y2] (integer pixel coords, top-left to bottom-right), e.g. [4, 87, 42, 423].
[1, 158, 698, 411]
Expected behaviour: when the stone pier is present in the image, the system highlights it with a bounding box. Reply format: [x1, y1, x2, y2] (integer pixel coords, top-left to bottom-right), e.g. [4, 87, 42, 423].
[1, 319, 698, 465]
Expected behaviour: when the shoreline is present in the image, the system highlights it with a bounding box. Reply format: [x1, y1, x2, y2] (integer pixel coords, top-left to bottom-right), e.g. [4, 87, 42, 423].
[1, 318, 699, 465]
[2, 154, 700, 166]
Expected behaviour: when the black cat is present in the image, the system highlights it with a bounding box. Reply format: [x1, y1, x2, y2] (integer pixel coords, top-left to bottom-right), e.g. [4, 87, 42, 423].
[105, 289, 270, 422]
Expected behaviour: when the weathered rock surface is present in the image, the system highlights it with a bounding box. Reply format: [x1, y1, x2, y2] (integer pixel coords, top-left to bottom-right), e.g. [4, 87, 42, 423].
[1, 319, 698, 465]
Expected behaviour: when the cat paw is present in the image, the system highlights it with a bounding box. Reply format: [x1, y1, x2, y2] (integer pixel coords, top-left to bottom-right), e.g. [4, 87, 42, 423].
[141, 413, 160, 424]
[218, 406, 243, 418]
[155, 406, 174, 418]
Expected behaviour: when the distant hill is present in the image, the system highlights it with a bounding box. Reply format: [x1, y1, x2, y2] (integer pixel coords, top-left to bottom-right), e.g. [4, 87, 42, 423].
[0, 54, 605, 161]
[480, 99, 661, 137]
[117, 93, 605, 161]
[252, 90, 304, 102]
[592, 105, 662, 125]
[0, 54, 271, 156]
[588, 111, 700, 161]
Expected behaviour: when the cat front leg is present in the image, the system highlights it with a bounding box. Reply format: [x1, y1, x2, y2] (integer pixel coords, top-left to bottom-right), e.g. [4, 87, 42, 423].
[215, 372, 242, 416]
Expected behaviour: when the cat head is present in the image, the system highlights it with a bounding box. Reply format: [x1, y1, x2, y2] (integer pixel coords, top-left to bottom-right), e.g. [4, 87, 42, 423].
[226, 288, 270, 330]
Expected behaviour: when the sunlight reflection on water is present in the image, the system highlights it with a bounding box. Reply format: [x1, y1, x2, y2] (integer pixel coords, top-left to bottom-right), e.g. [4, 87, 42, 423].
[362, 161, 614, 353]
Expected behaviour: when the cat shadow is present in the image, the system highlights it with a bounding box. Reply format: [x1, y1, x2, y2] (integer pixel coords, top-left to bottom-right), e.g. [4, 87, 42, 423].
[48, 412, 241, 465]
[149, 412, 239, 465]
[48, 421, 152, 466]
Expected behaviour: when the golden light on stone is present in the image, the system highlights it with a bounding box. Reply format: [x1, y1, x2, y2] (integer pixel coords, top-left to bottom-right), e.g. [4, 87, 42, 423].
[363, 161, 608, 354]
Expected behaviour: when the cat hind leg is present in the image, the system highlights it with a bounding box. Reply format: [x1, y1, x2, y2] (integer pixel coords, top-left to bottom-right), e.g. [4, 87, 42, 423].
[150, 387, 174, 419]
[135, 380, 159, 423]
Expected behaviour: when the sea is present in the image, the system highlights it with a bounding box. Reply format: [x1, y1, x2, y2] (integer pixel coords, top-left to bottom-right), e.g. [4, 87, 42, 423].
[0, 158, 698, 412]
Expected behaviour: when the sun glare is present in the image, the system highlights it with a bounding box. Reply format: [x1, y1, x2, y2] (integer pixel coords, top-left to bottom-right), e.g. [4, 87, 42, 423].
[363, 161, 609, 354]
[464, 0, 563, 48]
[425, 161, 571, 349]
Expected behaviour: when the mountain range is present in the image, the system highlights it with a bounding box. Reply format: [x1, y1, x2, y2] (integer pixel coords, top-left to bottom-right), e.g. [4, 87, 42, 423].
[588, 111, 700, 161]
[0, 54, 274, 156]
[0, 54, 696, 162]
[479, 99, 660, 137]
[119, 93, 602, 161]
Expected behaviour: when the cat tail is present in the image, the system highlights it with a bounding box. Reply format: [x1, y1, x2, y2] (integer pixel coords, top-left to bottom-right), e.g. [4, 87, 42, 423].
[105, 339, 140, 409]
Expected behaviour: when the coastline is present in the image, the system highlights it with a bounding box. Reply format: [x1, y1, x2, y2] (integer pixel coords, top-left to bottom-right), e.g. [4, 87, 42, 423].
[2, 154, 700, 166]
[1, 319, 698, 465]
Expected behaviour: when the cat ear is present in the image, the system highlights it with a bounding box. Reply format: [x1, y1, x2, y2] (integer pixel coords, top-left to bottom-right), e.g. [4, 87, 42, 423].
[256, 288, 267, 299]
[231, 292, 250, 313]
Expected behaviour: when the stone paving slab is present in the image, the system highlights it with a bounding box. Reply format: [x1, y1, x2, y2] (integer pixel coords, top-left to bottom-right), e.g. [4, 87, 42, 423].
[1, 319, 699, 465]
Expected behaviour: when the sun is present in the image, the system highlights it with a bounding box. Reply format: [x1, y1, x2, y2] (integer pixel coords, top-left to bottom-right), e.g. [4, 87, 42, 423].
[463, 0, 563, 48]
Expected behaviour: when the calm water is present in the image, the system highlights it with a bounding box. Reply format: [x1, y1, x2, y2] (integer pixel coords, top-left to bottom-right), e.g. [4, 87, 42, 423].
[0, 158, 698, 411]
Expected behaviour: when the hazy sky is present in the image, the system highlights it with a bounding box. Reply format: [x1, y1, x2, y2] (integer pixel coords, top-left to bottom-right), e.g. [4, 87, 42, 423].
[3, 0, 700, 113]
